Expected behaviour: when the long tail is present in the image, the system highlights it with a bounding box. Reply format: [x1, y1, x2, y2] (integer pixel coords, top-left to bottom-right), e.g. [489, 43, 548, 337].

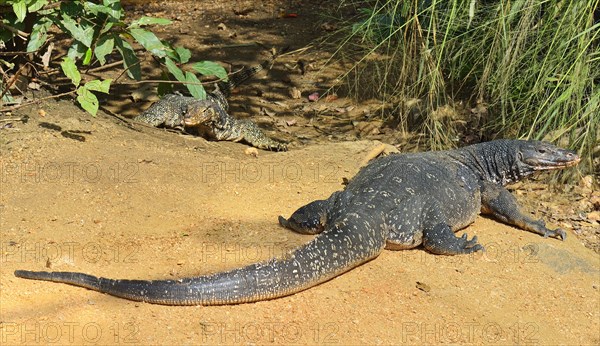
[14, 214, 385, 305]
[216, 46, 290, 98]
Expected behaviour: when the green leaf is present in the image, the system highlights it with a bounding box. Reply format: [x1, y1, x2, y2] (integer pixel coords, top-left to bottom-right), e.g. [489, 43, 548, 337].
[192, 61, 228, 80]
[184, 72, 206, 99]
[82, 47, 93, 65]
[28, 0, 49, 12]
[174, 46, 191, 64]
[84, 79, 111, 93]
[86, 1, 122, 21]
[77, 86, 99, 116]
[12, 1, 27, 23]
[26, 17, 52, 52]
[59, 0, 84, 18]
[128, 28, 167, 57]
[114, 36, 141, 80]
[0, 59, 15, 70]
[94, 35, 114, 65]
[157, 84, 172, 96]
[128, 16, 172, 28]
[164, 57, 185, 82]
[157, 71, 172, 95]
[60, 57, 81, 87]
[100, 21, 114, 35]
[61, 15, 93, 47]
[67, 41, 88, 60]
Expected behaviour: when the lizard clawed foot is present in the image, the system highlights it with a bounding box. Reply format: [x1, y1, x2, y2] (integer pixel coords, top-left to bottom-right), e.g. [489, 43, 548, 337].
[461, 234, 483, 250]
[423, 225, 485, 255]
[532, 218, 566, 241]
[544, 228, 567, 241]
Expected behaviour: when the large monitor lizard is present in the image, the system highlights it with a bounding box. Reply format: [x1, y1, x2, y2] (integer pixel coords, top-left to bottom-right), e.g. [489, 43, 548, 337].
[15, 140, 580, 305]
[133, 57, 287, 151]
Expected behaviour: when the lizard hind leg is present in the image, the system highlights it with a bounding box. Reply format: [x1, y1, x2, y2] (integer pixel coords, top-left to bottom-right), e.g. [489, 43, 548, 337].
[278, 200, 330, 235]
[423, 223, 483, 255]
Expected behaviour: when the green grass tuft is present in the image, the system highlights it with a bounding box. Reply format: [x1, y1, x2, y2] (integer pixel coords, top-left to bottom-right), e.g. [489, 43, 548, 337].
[333, 0, 599, 175]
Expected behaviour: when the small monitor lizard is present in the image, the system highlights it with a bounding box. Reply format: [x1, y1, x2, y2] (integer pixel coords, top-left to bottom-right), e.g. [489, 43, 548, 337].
[15, 139, 580, 305]
[133, 57, 287, 151]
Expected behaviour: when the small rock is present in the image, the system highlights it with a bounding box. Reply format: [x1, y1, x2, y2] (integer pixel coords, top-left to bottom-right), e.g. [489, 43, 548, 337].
[289, 87, 301, 99]
[587, 211, 600, 221]
[320, 22, 337, 31]
[308, 92, 319, 102]
[590, 193, 600, 210]
[324, 94, 338, 102]
[416, 281, 431, 292]
[579, 175, 593, 190]
[244, 147, 258, 157]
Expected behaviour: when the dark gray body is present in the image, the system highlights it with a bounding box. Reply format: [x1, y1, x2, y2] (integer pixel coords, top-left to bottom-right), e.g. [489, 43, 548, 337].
[14, 140, 580, 305]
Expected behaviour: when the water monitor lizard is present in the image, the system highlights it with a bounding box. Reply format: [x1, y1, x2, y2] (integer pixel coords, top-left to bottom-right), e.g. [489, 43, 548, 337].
[15, 139, 580, 305]
[133, 57, 287, 151]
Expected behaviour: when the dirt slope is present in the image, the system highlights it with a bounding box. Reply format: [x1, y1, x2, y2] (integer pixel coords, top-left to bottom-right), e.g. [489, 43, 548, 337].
[1, 0, 598, 344]
[1, 100, 598, 345]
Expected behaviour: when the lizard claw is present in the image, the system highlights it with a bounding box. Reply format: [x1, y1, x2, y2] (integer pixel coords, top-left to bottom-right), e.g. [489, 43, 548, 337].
[464, 235, 482, 252]
[542, 228, 566, 241]
[461, 234, 484, 253]
[468, 244, 485, 253]
[554, 228, 567, 241]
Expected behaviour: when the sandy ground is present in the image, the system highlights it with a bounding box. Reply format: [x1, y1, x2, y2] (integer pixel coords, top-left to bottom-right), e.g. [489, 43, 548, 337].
[1, 99, 598, 345]
[1, 0, 598, 345]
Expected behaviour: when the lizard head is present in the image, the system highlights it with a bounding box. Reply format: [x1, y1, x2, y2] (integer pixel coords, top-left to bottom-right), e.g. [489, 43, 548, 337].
[515, 140, 580, 173]
[183, 103, 213, 127]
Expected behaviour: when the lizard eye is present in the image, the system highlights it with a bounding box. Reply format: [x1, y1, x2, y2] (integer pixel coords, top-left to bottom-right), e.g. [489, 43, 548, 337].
[538, 148, 546, 154]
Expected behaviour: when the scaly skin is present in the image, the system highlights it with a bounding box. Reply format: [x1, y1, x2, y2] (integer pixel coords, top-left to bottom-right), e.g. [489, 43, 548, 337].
[14, 140, 580, 305]
[133, 57, 287, 151]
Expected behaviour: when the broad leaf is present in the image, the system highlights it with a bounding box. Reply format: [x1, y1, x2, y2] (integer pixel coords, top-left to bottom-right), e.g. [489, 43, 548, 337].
[94, 35, 114, 65]
[12, 1, 27, 23]
[100, 21, 114, 35]
[27, 17, 52, 52]
[129, 16, 172, 28]
[84, 79, 112, 93]
[129, 28, 167, 57]
[60, 57, 81, 87]
[184, 72, 206, 99]
[174, 46, 191, 64]
[115, 36, 141, 80]
[157, 71, 173, 95]
[164, 57, 185, 82]
[67, 41, 88, 60]
[82, 47, 93, 65]
[86, 1, 122, 20]
[77, 87, 99, 116]
[192, 61, 228, 80]
[28, 0, 49, 12]
[61, 15, 93, 47]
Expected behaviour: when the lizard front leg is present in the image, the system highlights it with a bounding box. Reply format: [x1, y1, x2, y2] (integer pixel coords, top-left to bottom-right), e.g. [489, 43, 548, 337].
[480, 181, 566, 240]
[279, 199, 330, 235]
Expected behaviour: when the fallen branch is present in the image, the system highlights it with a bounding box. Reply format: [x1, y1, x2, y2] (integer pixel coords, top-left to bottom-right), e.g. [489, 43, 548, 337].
[0, 117, 25, 123]
[0, 22, 28, 39]
[0, 90, 76, 112]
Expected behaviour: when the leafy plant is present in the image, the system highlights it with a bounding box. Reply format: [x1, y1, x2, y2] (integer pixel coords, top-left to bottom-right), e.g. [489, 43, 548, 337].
[0, 0, 227, 115]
